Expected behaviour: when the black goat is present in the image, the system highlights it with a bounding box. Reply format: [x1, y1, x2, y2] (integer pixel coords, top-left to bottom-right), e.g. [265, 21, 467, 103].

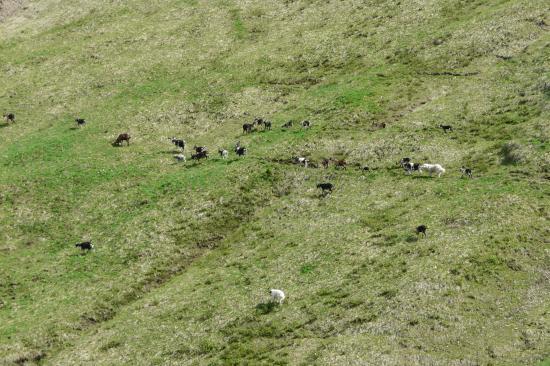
[3, 113, 15, 123]
[243, 123, 254, 134]
[263, 120, 272, 130]
[317, 183, 333, 194]
[75, 241, 94, 251]
[416, 225, 427, 237]
[439, 124, 453, 133]
[170, 138, 185, 150]
[191, 150, 208, 160]
[254, 117, 264, 126]
[282, 121, 293, 129]
[75, 118, 86, 127]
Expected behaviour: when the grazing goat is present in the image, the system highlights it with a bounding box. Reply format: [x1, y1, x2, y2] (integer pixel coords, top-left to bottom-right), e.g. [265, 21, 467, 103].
[317, 183, 333, 194]
[400, 157, 412, 167]
[75, 241, 94, 251]
[294, 157, 309, 168]
[218, 148, 228, 159]
[270, 289, 285, 304]
[113, 133, 131, 146]
[333, 159, 347, 169]
[191, 150, 208, 160]
[3, 113, 15, 123]
[174, 154, 186, 162]
[75, 118, 86, 127]
[254, 117, 264, 126]
[416, 225, 427, 237]
[439, 124, 453, 133]
[403, 162, 421, 175]
[236, 146, 247, 157]
[243, 123, 254, 134]
[263, 120, 272, 130]
[282, 121, 293, 129]
[302, 120, 311, 128]
[194, 145, 207, 154]
[321, 158, 330, 169]
[460, 166, 473, 178]
[419, 163, 445, 177]
[170, 137, 185, 151]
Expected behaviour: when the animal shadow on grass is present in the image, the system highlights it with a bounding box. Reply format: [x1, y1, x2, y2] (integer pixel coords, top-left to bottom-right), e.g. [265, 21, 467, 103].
[405, 235, 419, 243]
[0, 123, 10, 128]
[69, 126, 80, 130]
[255, 302, 279, 315]
[411, 175, 432, 180]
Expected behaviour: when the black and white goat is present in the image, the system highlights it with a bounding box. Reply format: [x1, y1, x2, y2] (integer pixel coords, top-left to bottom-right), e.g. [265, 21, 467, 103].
[236, 146, 247, 157]
[439, 124, 453, 133]
[400, 157, 412, 166]
[294, 157, 309, 168]
[460, 166, 473, 178]
[75, 118, 86, 127]
[75, 241, 94, 251]
[301, 120, 311, 128]
[193, 145, 207, 154]
[403, 162, 421, 175]
[282, 121, 293, 129]
[3, 113, 15, 123]
[170, 137, 185, 151]
[174, 154, 186, 162]
[218, 148, 228, 159]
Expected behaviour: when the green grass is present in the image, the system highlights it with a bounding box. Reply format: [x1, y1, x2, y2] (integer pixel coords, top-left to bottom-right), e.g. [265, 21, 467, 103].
[0, 0, 549, 365]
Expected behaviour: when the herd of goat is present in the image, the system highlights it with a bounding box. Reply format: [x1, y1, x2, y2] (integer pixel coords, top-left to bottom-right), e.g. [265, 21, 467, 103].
[4, 112, 474, 282]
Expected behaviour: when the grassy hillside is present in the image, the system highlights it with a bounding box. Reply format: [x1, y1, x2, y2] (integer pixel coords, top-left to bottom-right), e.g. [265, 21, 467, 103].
[0, 0, 549, 365]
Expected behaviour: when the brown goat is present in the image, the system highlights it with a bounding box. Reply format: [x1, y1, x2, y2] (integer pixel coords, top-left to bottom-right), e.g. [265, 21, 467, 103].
[113, 133, 131, 146]
[333, 159, 347, 169]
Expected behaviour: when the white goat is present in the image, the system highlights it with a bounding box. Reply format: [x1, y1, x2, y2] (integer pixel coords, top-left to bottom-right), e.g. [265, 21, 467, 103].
[295, 157, 309, 168]
[218, 149, 228, 159]
[174, 154, 186, 162]
[419, 163, 445, 177]
[270, 289, 285, 304]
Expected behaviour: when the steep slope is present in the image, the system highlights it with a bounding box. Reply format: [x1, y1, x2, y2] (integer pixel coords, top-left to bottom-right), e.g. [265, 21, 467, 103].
[0, 0, 548, 365]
